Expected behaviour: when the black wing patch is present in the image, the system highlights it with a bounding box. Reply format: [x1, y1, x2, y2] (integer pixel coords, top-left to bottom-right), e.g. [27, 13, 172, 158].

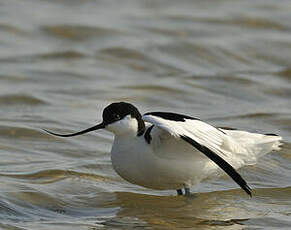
[180, 135, 252, 197]
[144, 125, 154, 144]
[144, 112, 200, 122]
[144, 112, 227, 135]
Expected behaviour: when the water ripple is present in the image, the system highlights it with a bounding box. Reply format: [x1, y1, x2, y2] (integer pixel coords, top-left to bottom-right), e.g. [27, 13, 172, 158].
[0, 94, 47, 106]
[42, 25, 124, 41]
[0, 169, 109, 184]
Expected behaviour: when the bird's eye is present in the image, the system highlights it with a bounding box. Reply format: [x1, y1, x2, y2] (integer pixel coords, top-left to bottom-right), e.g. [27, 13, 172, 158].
[114, 114, 120, 120]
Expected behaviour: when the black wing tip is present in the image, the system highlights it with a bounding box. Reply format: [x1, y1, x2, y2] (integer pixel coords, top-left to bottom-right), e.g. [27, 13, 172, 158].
[235, 175, 252, 197]
[180, 135, 253, 197]
[243, 184, 252, 197]
[264, 133, 279, 136]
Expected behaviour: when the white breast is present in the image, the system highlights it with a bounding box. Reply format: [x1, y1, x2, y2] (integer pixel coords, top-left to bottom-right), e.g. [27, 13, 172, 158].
[110, 132, 216, 190]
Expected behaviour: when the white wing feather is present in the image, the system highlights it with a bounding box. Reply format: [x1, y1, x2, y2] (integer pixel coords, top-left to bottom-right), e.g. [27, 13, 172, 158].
[143, 114, 237, 160]
[142, 114, 255, 196]
[142, 113, 281, 197]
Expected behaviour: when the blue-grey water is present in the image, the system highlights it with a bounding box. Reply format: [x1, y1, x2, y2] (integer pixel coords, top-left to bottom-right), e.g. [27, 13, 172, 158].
[0, 0, 291, 229]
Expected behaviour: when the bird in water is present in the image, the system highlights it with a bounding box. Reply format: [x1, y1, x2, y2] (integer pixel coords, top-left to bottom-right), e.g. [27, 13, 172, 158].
[44, 102, 282, 197]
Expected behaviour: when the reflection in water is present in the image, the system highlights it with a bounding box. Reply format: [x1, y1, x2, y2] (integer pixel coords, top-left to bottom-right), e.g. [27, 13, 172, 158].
[103, 192, 250, 229]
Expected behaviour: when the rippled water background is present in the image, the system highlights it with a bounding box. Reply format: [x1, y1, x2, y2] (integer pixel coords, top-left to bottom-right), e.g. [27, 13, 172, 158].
[1, 0, 291, 229]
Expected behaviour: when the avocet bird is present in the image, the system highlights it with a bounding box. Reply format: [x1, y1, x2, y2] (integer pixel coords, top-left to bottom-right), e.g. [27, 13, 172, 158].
[44, 102, 282, 196]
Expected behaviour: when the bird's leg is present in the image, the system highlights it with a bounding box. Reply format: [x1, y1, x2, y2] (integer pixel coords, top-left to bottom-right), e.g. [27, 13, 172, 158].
[184, 187, 191, 196]
[176, 189, 183, 196]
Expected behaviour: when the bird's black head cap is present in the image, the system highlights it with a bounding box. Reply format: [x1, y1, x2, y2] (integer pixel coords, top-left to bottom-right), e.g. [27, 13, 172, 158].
[103, 102, 145, 136]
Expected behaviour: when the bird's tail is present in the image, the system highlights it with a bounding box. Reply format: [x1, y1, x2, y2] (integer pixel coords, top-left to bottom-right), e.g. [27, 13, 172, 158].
[221, 129, 282, 165]
[250, 133, 282, 156]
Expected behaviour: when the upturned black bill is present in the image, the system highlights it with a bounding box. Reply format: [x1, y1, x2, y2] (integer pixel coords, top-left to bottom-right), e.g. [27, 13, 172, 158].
[43, 122, 105, 137]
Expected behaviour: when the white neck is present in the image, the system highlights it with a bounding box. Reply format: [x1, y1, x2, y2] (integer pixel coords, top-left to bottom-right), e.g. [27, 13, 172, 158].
[105, 115, 139, 137]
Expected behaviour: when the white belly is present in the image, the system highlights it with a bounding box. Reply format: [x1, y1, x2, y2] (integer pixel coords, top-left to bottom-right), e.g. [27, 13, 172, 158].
[110, 135, 216, 190]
